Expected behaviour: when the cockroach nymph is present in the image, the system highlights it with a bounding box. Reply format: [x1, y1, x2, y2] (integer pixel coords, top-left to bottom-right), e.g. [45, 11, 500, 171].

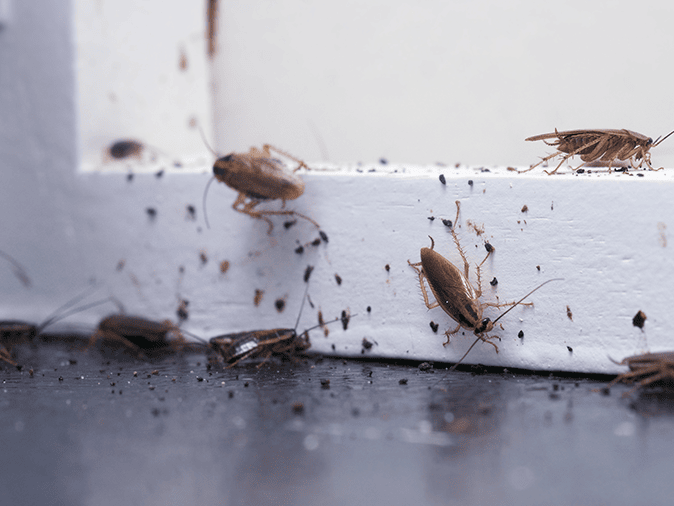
[201, 138, 321, 233]
[524, 128, 674, 174]
[604, 352, 674, 396]
[408, 201, 560, 369]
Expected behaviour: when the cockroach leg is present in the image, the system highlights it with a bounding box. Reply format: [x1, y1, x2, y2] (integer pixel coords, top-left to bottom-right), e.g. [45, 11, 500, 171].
[602, 352, 674, 397]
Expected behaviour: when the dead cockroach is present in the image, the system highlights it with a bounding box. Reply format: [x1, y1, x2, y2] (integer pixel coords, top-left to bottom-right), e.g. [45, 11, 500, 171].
[209, 285, 347, 367]
[201, 138, 321, 233]
[408, 201, 560, 369]
[89, 315, 204, 358]
[0, 288, 113, 366]
[604, 352, 674, 396]
[524, 128, 674, 174]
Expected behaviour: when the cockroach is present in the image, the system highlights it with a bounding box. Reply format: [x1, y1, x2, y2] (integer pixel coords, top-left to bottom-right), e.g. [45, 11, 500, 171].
[108, 140, 144, 160]
[408, 201, 560, 369]
[208, 326, 312, 368]
[209, 286, 347, 367]
[201, 137, 321, 233]
[0, 289, 113, 366]
[524, 129, 674, 174]
[89, 315, 203, 358]
[604, 352, 674, 396]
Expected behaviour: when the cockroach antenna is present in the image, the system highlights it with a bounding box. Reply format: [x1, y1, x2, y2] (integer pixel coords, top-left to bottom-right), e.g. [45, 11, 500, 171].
[198, 124, 219, 229]
[0, 249, 31, 287]
[448, 277, 563, 372]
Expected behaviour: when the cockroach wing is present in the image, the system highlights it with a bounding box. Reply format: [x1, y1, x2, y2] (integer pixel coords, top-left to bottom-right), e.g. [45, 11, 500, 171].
[420, 247, 480, 329]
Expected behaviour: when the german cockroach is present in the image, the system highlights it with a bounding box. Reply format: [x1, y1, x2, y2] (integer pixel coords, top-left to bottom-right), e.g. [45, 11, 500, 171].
[524, 128, 674, 174]
[201, 139, 321, 233]
[108, 140, 144, 160]
[208, 326, 312, 368]
[408, 201, 560, 369]
[209, 285, 346, 367]
[604, 352, 674, 396]
[0, 289, 113, 366]
[89, 315, 203, 358]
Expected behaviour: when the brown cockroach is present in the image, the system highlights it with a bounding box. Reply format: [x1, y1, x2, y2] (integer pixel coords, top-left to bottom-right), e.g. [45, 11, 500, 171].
[89, 315, 204, 358]
[604, 352, 674, 396]
[524, 128, 674, 174]
[104, 139, 165, 166]
[201, 139, 321, 233]
[408, 201, 560, 369]
[209, 283, 346, 367]
[108, 140, 145, 160]
[209, 327, 312, 368]
[0, 289, 113, 366]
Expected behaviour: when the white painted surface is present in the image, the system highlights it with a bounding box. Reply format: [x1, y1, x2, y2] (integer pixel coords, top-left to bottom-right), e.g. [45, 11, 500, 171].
[74, 0, 213, 172]
[1, 2, 672, 375]
[213, 0, 674, 167]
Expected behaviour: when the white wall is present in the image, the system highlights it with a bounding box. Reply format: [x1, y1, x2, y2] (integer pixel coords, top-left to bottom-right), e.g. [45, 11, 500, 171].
[213, 0, 674, 167]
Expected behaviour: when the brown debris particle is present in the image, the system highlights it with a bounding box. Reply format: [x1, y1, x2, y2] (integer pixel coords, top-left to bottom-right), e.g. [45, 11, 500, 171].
[275, 298, 286, 313]
[467, 220, 485, 236]
[633, 310, 646, 329]
[254, 289, 264, 307]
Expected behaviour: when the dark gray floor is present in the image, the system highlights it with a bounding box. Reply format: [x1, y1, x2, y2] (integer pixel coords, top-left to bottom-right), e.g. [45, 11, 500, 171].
[2, 339, 674, 506]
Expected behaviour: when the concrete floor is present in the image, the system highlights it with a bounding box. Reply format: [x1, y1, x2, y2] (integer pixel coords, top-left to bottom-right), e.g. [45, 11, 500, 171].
[1, 338, 674, 506]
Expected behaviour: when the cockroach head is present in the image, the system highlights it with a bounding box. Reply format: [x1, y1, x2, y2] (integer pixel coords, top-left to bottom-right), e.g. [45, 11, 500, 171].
[213, 155, 235, 177]
[294, 330, 311, 352]
[475, 318, 493, 334]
